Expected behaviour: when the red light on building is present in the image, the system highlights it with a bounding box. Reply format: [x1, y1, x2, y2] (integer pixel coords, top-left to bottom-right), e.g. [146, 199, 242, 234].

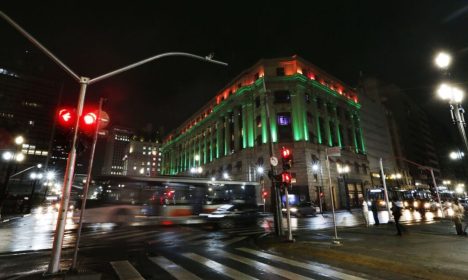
[57, 108, 76, 127]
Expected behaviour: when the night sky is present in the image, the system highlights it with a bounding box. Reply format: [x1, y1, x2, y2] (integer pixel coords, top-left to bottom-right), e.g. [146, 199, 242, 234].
[1, 1, 468, 140]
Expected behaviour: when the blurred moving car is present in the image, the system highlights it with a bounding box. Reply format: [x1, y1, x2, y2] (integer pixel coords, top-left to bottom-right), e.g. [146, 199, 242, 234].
[282, 201, 317, 217]
[202, 204, 263, 229]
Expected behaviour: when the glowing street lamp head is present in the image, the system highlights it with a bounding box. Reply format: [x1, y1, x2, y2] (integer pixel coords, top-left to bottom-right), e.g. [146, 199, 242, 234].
[14, 135, 24, 145]
[223, 172, 229, 179]
[46, 171, 56, 180]
[256, 166, 264, 174]
[434, 52, 452, 69]
[2, 151, 13, 161]
[15, 153, 25, 162]
[194, 154, 200, 161]
[452, 87, 464, 103]
[437, 83, 464, 103]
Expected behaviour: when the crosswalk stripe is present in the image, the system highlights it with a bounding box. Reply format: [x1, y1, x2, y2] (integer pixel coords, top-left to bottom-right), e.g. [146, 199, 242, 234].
[182, 252, 258, 280]
[236, 248, 367, 280]
[149, 256, 202, 280]
[222, 250, 314, 280]
[110, 260, 144, 280]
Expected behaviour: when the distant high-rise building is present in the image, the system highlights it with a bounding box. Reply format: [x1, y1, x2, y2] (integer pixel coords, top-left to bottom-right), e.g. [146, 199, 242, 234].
[379, 83, 440, 184]
[101, 126, 134, 176]
[123, 138, 161, 177]
[0, 66, 60, 168]
[359, 77, 397, 182]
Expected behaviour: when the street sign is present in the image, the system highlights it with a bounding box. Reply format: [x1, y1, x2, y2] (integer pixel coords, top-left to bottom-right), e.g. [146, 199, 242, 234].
[270, 156, 278, 166]
[327, 146, 341, 157]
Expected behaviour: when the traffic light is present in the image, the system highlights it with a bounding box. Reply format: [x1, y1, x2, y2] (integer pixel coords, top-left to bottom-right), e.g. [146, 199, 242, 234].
[281, 171, 292, 184]
[79, 110, 98, 134]
[57, 108, 76, 128]
[262, 191, 268, 199]
[280, 147, 293, 170]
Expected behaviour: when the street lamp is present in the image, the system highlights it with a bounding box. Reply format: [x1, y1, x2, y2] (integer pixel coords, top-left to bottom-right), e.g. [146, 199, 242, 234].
[449, 150, 464, 160]
[434, 52, 452, 69]
[14, 135, 24, 145]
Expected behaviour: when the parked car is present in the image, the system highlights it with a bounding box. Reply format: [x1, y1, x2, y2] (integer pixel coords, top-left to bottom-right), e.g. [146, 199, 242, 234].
[282, 201, 317, 217]
[203, 203, 262, 229]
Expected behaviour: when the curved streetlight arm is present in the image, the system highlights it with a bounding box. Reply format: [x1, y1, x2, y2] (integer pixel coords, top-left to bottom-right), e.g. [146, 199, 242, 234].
[9, 164, 41, 178]
[0, 10, 80, 82]
[89, 52, 228, 85]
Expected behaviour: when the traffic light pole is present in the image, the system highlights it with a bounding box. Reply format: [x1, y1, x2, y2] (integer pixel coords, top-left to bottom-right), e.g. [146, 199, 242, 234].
[70, 98, 104, 271]
[284, 181, 293, 242]
[325, 152, 340, 244]
[263, 77, 283, 236]
[48, 78, 88, 273]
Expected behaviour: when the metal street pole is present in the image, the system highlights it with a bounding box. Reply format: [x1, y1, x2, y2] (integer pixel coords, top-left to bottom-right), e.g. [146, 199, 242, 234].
[452, 103, 468, 154]
[379, 158, 392, 221]
[284, 180, 294, 241]
[429, 168, 444, 218]
[325, 151, 339, 243]
[0, 10, 228, 274]
[263, 77, 283, 236]
[71, 98, 104, 270]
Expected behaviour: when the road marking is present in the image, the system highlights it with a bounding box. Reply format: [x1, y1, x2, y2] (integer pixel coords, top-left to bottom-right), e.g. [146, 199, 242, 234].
[110, 260, 144, 280]
[190, 236, 247, 246]
[236, 247, 367, 280]
[223, 250, 314, 280]
[182, 252, 258, 280]
[147, 232, 194, 245]
[149, 256, 202, 280]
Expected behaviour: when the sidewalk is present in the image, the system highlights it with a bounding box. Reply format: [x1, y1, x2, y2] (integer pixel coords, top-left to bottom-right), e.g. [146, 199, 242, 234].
[255, 219, 468, 280]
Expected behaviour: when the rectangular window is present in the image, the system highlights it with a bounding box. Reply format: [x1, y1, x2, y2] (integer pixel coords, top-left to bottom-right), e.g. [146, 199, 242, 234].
[277, 113, 291, 126]
[274, 90, 291, 103]
[276, 67, 285, 76]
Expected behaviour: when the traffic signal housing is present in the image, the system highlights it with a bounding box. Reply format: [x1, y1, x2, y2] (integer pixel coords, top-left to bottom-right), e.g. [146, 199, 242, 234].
[281, 171, 292, 184]
[280, 147, 293, 170]
[57, 108, 76, 128]
[79, 110, 98, 134]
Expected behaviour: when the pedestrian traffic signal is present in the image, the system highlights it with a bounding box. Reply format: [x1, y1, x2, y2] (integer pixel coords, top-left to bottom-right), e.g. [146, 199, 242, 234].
[280, 147, 293, 170]
[281, 172, 292, 184]
[57, 108, 76, 127]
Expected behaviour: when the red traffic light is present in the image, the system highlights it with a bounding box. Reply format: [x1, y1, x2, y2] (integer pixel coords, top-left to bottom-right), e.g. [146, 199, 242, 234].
[281, 172, 292, 184]
[262, 191, 268, 199]
[80, 111, 98, 132]
[57, 108, 76, 127]
[280, 147, 293, 170]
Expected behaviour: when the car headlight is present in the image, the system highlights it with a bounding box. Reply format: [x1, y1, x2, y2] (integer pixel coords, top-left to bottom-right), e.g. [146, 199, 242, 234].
[404, 201, 409, 207]
[290, 207, 297, 213]
[413, 201, 419, 208]
[379, 201, 386, 206]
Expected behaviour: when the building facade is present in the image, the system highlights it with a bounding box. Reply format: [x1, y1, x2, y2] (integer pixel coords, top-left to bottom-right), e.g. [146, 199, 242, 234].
[0, 66, 60, 168]
[161, 56, 370, 210]
[123, 138, 161, 177]
[101, 126, 134, 176]
[359, 77, 398, 184]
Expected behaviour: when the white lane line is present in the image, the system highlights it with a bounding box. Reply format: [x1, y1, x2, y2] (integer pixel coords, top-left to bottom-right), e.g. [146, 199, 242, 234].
[223, 250, 314, 280]
[236, 247, 367, 280]
[149, 256, 202, 280]
[110, 260, 144, 280]
[182, 252, 258, 280]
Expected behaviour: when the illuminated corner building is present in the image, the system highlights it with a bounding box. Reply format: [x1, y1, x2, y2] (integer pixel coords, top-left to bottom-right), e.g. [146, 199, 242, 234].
[101, 126, 133, 176]
[161, 56, 370, 210]
[123, 137, 161, 177]
[0, 66, 60, 168]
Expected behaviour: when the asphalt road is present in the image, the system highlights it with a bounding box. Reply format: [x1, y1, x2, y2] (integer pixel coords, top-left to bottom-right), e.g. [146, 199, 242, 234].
[0, 207, 457, 279]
